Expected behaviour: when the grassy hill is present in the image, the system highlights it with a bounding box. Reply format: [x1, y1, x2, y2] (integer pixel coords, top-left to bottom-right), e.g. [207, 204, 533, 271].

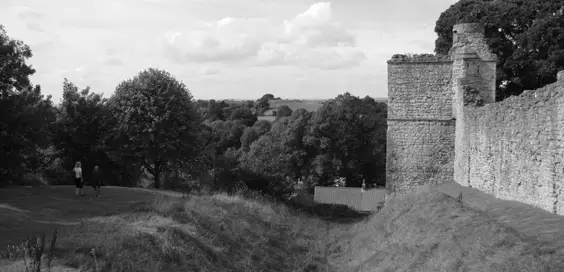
[0, 186, 335, 272]
[1, 184, 563, 272]
[325, 186, 564, 271]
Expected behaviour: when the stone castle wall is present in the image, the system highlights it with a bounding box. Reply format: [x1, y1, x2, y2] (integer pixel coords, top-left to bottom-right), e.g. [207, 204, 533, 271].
[458, 73, 564, 214]
[386, 22, 564, 215]
[386, 58, 454, 194]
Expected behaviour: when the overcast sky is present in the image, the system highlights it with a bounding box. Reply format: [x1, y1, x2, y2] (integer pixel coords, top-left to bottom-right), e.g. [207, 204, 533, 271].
[0, 0, 456, 102]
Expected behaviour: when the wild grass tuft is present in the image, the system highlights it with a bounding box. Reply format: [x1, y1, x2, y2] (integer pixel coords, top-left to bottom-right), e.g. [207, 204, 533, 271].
[0, 229, 58, 272]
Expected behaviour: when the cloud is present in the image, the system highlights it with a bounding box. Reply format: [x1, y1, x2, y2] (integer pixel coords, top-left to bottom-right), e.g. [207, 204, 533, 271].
[106, 57, 124, 66]
[162, 17, 276, 64]
[162, 2, 365, 69]
[257, 43, 366, 69]
[282, 2, 355, 47]
[14, 6, 43, 21]
[12, 6, 45, 32]
[25, 22, 44, 32]
[198, 66, 220, 76]
[408, 39, 435, 51]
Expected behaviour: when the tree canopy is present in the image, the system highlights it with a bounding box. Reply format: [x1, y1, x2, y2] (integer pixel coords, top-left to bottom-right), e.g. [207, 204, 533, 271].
[0, 24, 389, 199]
[276, 105, 293, 119]
[0, 25, 55, 182]
[434, 0, 564, 101]
[109, 68, 202, 189]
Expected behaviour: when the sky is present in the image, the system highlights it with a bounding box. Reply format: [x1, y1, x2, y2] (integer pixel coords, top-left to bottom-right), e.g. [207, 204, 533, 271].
[0, 0, 457, 102]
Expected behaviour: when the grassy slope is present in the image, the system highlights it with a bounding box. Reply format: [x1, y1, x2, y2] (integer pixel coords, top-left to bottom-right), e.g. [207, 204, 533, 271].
[2, 186, 564, 272]
[326, 189, 564, 272]
[0, 186, 331, 272]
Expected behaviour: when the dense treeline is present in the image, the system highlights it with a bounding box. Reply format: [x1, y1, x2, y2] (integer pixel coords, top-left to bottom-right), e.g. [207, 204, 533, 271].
[0, 25, 387, 199]
[435, 0, 564, 101]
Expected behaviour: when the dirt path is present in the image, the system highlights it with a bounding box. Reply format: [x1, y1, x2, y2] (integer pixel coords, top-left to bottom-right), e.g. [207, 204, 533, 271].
[437, 182, 564, 254]
[0, 186, 180, 249]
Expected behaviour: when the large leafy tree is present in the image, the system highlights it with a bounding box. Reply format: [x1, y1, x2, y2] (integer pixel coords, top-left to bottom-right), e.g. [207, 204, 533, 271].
[228, 106, 257, 127]
[435, 0, 564, 100]
[109, 68, 202, 189]
[207, 120, 247, 154]
[255, 93, 279, 115]
[0, 25, 55, 183]
[0, 25, 36, 94]
[204, 99, 230, 121]
[251, 120, 271, 137]
[239, 108, 314, 198]
[52, 79, 113, 173]
[276, 105, 293, 119]
[238, 133, 296, 199]
[240, 127, 259, 152]
[305, 93, 387, 187]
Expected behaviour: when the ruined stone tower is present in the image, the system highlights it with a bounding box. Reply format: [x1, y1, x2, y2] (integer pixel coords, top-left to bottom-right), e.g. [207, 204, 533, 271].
[386, 23, 497, 194]
[450, 24, 497, 187]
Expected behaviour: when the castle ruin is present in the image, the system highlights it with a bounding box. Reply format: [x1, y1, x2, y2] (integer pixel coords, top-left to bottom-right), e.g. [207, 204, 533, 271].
[386, 23, 564, 215]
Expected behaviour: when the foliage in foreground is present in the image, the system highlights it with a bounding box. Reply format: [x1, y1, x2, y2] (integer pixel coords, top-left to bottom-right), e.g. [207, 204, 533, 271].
[0, 230, 58, 272]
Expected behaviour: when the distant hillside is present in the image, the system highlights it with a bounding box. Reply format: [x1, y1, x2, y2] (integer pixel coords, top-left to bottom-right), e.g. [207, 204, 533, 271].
[268, 99, 324, 112]
[222, 99, 252, 106]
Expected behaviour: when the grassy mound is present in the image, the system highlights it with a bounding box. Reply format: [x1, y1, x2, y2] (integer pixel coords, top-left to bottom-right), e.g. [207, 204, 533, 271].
[3, 186, 564, 272]
[1, 192, 331, 272]
[326, 189, 564, 272]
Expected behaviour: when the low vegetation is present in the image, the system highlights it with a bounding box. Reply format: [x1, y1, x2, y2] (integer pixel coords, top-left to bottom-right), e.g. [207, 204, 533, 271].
[2, 186, 564, 272]
[0, 187, 336, 272]
[326, 189, 564, 271]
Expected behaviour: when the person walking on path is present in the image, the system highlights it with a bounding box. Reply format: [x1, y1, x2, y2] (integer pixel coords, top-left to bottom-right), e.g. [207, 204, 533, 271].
[73, 161, 84, 196]
[91, 165, 102, 197]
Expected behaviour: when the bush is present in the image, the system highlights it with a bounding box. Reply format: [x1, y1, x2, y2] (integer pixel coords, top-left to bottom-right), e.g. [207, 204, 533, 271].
[42, 158, 72, 185]
[15, 173, 47, 187]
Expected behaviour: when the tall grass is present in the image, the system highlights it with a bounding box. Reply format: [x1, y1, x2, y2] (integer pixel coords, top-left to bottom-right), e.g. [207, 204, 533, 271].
[0, 230, 58, 272]
[0, 190, 332, 272]
[3, 186, 564, 271]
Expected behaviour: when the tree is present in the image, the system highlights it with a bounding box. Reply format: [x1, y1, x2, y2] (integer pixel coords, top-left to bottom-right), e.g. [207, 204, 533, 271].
[208, 120, 247, 154]
[242, 100, 255, 110]
[52, 79, 113, 172]
[0, 25, 55, 183]
[252, 120, 271, 137]
[204, 99, 230, 121]
[240, 127, 259, 152]
[238, 134, 296, 199]
[229, 106, 257, 127]
[239, 108, 314, 198]
[0, 86, 55, 182]
[305, 93, 387, 187]
[0, 25, 36, 95]
[255, 93, 279, 115]
[276, 105, 293, 119]
[109, 68, 202, 189]
[434, 0, 564, 100]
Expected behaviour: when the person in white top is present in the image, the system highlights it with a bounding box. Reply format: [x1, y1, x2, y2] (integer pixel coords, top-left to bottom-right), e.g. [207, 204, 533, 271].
[73, 161, 84, 196]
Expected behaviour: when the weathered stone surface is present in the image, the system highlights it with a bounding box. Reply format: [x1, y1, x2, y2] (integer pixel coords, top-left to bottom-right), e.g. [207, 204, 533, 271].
[388, 53, 451, 63]
[387, 22, 564, 216]
[387, 62, 453, 120]
[460, 79, 564, 214]
[450, 23, 497, 62]
[386, 120, 455, 194]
